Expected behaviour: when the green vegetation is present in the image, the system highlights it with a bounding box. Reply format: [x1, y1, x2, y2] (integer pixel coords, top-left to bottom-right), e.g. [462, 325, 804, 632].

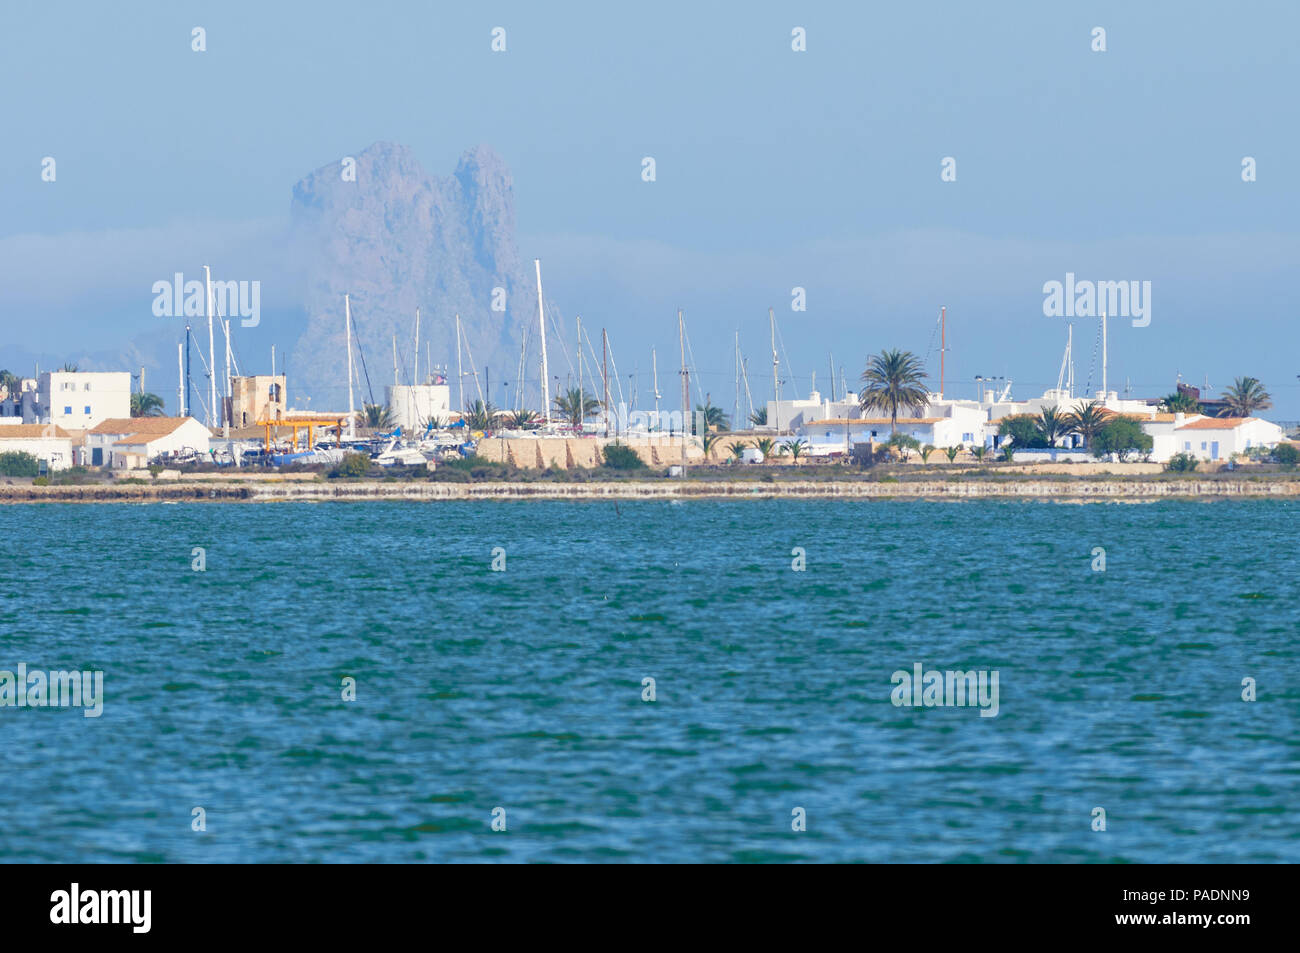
[858, 349, 928, 434]
[780, 438, 809, 461]
[462, 399, 497, 431]
[1065, 400, 1108, 449]
[1158, 391, 1201, 414]
[363, 403, 393, 430]
[130, 392, 166, 417]
[998, 414, 1047, 449]
[602, 442, 647, 470]
[0, 451, 40, 477]
[944, 445, 960, 462]
[726, 440, 748, 461]
[506, 409, 539, 430]
[1166, 451, 1199, 472]
[553, 388, 599, 428]
[919, 444, 935, 463]
[1091, 418, 1153, 460]
[1272, 443, 1298, 468]
[695, 399, 729, 432]
[755, 437, 777, 459]
[1219, 376, 1271, 417]
[1036, 406, 1070, 447]
[333, 452, 372, 478]
[749, 407, 768, 427]
[887, 432, 920, 459]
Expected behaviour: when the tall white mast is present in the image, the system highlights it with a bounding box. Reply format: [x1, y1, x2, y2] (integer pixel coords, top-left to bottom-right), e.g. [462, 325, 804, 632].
[204, 265, 215, 429]
[679, 308, 688, 473]
[345, 293, 355, 438]
[770, 306, 779, 408]
[223, 318, 232, 439]
[535, 259, 551, 428]
[576, 315, 583, 433]
[1101, 309, 1108, 402]
[651, 347, 661, 432]
[177, 343, 184, 417]
[455, 314, 464, 412]
[734, 330, 740, 429]
[413, 308, 420, 386]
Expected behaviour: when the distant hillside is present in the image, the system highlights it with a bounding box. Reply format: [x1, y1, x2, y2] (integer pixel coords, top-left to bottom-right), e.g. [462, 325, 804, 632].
[286, 142, 548, 412]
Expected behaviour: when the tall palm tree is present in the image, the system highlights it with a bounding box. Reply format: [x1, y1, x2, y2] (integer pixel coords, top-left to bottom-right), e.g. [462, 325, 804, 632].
[130, 392, 166, 417]
[1035, 406, 1069, 448]
[363, 402, 393, 429]
[553, 387, 600, 428]
[507, 409, 540, 430]
[1066, 400, 1108, 449]
[0, 369, 20, 399]
[61, 362, 79, 372]
[780, 438, 809, 461]
[749, 407, 768, 427]
[858, 350, 928, 435]
[1219, 376, 1271, 417]
[1158, 391, 1200, 414]
[695, 399, 730, 432]
[463, 399, 496, 431]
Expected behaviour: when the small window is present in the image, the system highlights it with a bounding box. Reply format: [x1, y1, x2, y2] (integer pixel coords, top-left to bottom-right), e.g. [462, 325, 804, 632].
[84, 406, 91, 414]
[1201, 442, 1207, 450]
[1184, 441, 1191, 450]
[63, 406, 72, 415]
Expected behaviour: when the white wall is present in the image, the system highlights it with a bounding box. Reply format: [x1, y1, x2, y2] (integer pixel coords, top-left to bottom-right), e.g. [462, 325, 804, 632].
[38, 372, 131, 430]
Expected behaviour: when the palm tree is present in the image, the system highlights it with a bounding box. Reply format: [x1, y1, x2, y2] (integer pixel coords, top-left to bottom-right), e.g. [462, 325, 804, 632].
[755, 437, 777, 459]
[553, 387, 600, 428]
[1035, 406, 1069, 447]
[919, 444, 935, 463]
[363, 402, 393, 429]
[971, 445, 987, 462]
[1000, 445, 1015, 462]
[422, 414, 447, 430]
[727, 440, 748, 461]
[859, 350, 928, 436]
[61, 362, 79, 372]
[507, 409, 540, 430]
[130, 392, 166, 417]
[696, 399, 730, 432]
[1066, 400, 1108, 449]
[944, 446, 960, 462]
[463, 399, 496, 431]
[0, 369, 19, 399]
[1219, 377, 1271, 417]
[781, 438, 809, 461]
[701, 431, 724, 456]
[749, 407, 768, 427]
[1158, 391, 1200, 414]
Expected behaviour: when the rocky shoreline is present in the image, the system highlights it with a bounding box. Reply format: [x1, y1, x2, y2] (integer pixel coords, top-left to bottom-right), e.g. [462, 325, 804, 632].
[2, 478, 1298, 503]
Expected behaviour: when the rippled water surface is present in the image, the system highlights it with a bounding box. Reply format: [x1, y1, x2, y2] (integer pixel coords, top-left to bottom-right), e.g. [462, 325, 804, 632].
[1, 499, 1296, 862]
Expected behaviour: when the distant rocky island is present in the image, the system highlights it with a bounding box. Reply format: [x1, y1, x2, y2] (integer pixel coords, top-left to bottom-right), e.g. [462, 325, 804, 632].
[286, 142, 544, 412]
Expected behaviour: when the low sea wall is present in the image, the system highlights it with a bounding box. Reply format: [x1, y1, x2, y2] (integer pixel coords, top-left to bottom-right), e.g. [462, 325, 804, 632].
[3, 478, 1298, 503]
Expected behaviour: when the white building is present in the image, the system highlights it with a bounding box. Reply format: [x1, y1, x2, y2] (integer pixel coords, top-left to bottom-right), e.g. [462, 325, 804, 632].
[1166, 415, 1283, 463]
[85, 417, 211, 469]
[38, 371, 132, 430]
[385, 383, 451, 432]
[0, 423, 75, 470]
[765, 390, 859, 433]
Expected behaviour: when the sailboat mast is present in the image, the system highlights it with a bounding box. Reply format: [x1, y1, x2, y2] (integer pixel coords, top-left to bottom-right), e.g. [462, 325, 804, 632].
[1101, 309, 1108, 401]
[345, 293, 355, 438]
[176, 343, 184, 418]
[223, 318, 232, 438]
[770, 307, 779, 407]
[455, 314, 464, 413]
[204, 265, 215, 429]
[413, 308, 420, 386]
[678, 308, 688, 473]
[651, 347, 660, 431]
[939, 306, 946, 400]
[576, 316, 583, 433]
[535, 259, 550, 428]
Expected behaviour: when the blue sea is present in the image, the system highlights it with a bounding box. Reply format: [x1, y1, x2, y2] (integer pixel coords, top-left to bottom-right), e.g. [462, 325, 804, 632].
[1, 499, 1296, 863]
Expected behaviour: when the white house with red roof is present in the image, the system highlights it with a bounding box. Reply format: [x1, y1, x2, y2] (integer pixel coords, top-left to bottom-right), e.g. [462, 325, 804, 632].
[84, 417, 211, 469]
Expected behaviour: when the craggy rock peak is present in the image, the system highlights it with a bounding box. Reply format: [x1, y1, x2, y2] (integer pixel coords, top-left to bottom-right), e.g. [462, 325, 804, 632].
[287, 142, 544, 412]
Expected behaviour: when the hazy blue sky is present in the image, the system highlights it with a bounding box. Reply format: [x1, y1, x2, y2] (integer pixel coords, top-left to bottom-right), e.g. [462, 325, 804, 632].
[2, 0, 1297, 414]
